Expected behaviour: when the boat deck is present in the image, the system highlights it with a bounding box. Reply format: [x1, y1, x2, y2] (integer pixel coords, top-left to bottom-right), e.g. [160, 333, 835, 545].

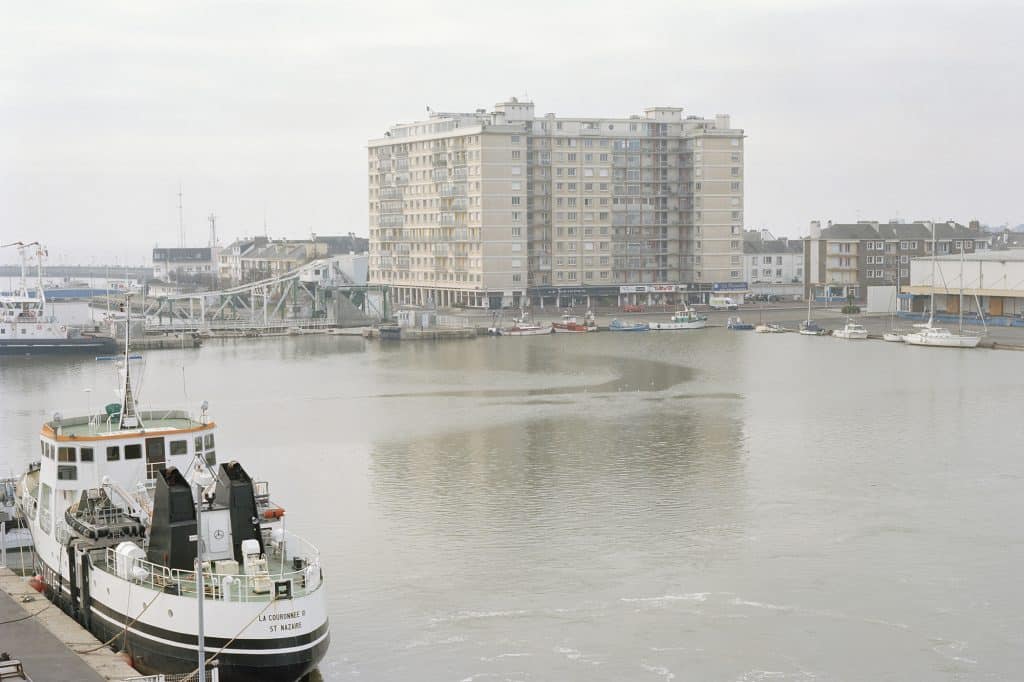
[45, 410, 205, 438]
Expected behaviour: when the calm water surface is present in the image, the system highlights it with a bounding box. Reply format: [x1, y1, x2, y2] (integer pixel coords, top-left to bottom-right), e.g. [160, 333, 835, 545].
[2, 307, 1022, 680]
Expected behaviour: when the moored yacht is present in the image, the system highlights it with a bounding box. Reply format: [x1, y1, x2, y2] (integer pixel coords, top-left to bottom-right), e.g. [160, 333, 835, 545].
[833, 319, 868, 340]
[15, 319, 329, 681]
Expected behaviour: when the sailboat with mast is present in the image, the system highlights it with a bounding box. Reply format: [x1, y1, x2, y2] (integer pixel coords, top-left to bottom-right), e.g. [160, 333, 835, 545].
[15, 307, 329, 680]
[882, 280, 907, 342]
[799, 286, 826, 335]
[903, 222, 981, 349]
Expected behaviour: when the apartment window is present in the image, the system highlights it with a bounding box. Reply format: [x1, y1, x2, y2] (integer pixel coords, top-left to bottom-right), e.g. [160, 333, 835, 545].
[900, 255, 909, 264]
[512, 273, 521, 282]
[567, 272, 577, 280]
[910, 241, 918, 249]
[511, 150, 520, 159]
[876, 241, 884, 250]
[568, 153, 577, 161]
[731, 167, 739, 176]
[511, 196, 521, 205]
[730, 270, 740, 278]
[512, 227, 521, 237]
[867, 241, 874, 250]
[763, 256, 772, 264]
[900, 268, 909, 277]
[510, 135, 520, 143]
[512, 211, 521, 221]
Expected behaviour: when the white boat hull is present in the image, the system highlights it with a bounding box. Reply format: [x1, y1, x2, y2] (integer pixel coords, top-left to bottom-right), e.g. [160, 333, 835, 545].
[904, 333, 980, 348]
[882, 333, 905, 342]
[650, 321, 707, 330]
[834, 331, 868, 340]
[501, 327, 552, 336]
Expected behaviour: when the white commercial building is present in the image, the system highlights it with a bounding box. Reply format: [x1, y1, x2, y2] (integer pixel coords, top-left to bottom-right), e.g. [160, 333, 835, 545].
[904, 250, 1024, 319]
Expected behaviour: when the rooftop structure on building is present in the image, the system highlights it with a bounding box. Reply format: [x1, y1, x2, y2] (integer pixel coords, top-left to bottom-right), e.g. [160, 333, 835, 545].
[368, 97, 746, 310]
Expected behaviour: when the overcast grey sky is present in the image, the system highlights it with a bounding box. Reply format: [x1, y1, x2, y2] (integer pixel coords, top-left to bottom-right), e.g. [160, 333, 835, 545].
[2, 0, 1021, 265]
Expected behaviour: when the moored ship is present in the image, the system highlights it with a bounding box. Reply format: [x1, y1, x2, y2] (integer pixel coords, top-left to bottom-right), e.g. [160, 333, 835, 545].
[1, 241, 117, 355]
[15, 317, 329, 681]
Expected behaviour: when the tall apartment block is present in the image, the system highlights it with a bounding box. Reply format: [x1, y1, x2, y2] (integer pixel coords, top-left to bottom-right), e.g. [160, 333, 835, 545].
[368, 98, 745, 309]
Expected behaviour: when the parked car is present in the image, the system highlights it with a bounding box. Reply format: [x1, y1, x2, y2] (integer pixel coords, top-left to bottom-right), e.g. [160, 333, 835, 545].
[622, 304, 645, 313]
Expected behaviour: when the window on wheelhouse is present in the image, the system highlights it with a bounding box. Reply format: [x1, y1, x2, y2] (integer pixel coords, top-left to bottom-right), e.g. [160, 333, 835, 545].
[169, 440, 188, 456]
[57, 465, 77, 481]
[106, 445, 120, 461]
[80, 447, 94, 462]
[58, 447, 76, 462]
[145, 437, 166, 479]
[124, 444, 142, 460]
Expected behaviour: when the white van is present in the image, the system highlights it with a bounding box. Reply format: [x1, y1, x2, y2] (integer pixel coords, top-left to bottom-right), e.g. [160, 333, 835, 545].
[708, 296, 739, 311]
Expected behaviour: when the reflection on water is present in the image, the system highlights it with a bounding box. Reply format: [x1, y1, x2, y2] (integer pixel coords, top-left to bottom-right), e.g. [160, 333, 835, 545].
[2, 330, 1023, 680]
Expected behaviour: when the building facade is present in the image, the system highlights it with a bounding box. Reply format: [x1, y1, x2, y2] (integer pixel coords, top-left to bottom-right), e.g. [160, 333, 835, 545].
[905, 250, 1024, 320]
[804, 220, 984, 301]
[743, 229, 803, 297]
[151, 247, 220, 286]
[219, 235, 370, 286]
[368, 98, 746, 309]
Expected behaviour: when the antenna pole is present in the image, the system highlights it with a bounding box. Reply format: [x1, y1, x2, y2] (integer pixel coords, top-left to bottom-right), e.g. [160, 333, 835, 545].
[207, 213, 217, 248]
[195, 472, 207, 682]
[178, 184, 185, 248]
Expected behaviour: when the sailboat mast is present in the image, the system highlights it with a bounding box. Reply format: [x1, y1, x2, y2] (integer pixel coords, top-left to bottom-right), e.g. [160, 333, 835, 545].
[929, 221, 936, 325]
[959, 245, 965, 334]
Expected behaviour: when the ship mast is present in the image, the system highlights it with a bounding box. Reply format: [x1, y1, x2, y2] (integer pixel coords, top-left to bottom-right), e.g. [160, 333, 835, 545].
[118, 295, 142, 429]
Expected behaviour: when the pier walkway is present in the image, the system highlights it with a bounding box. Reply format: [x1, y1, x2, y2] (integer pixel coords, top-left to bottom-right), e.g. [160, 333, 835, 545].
[0, 567, 136, 681]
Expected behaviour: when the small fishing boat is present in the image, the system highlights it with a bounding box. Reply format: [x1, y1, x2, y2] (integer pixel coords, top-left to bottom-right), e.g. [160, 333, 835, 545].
[726, 316, 754, 330]
[608, 319, 649, 332]
[501, 313, 552, 336]
[833, 319, 869, 340]
[754, 323, 784, 333]
[552, 311, 597, 333]
[650, 308, 707, 331]
[882, 331, 905, 342]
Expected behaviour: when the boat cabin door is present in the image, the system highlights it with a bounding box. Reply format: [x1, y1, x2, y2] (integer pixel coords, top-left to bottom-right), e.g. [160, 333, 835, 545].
[145, 437, 166, 480]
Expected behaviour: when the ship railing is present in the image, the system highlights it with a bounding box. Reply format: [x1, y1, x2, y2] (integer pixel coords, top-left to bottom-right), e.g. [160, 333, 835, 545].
[99, 532, 323, 603]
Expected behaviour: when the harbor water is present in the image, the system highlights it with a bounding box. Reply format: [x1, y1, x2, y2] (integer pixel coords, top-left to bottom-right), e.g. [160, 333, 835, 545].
[1, 303, 1022, 680]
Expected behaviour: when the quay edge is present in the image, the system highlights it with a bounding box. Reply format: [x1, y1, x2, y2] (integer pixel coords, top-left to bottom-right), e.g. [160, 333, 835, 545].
[0, 565, 139, 681]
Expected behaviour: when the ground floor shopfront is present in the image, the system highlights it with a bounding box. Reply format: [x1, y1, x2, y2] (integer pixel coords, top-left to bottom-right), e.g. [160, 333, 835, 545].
[384, 282, 750, 311]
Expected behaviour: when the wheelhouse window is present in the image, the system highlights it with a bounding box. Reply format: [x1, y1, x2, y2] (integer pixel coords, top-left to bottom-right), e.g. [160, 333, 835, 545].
[169, 440, 188, 456]
[80, 447, 94, 462]
[194, 436, 204, 452]
[58, 447, 76, 462]
[106, 446, 120, 461]
[124, 444, 142, 460]
[204, 433, 215, 450]
[57, 465, 77, 481]
[205, 451, 216, 466]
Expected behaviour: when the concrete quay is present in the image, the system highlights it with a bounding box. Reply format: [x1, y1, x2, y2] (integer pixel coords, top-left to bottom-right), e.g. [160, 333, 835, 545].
[0, 566, 138, 681]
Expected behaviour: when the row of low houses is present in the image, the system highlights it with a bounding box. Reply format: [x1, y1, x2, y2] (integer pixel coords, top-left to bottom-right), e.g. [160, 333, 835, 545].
[150, 234, 369, 292]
